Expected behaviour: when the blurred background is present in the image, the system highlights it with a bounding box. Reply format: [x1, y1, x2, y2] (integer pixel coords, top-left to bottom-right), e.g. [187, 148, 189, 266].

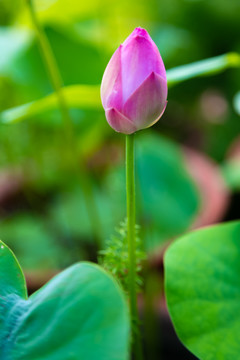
[0, 0, 240, 358]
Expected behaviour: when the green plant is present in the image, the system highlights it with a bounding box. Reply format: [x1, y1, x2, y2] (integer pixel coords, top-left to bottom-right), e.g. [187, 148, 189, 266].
[0, 239, 130, 359]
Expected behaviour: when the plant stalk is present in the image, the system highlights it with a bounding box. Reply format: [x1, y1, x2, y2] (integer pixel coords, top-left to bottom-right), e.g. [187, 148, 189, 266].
[126, 134, 143, 360]
[26, 0, 102, 251]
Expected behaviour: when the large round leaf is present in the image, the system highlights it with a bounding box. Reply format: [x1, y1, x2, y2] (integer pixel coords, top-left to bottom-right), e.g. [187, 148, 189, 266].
[0, 240, 130, 360]
[165, 221, 240, 360]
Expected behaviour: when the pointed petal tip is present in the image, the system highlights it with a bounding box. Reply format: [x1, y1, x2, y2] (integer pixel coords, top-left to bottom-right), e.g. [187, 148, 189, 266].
[149, 71, 158, 80]
[123, 27, 150, 47]
[133, 27, 149, 37]
[122, 71, 168, 131]
[152, 71, 168, 88]
[105, 108, 136, 134]
[132, 28, 151, 42]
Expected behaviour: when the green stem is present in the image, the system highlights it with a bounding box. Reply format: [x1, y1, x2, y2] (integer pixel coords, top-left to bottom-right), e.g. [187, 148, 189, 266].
[26, 0, 102, 250]
[126, 134, 143, 360]
[27, 0, 72, 141]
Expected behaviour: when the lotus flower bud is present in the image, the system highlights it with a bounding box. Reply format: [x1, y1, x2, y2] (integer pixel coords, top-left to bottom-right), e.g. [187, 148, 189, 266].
[101, 27, 168, 134]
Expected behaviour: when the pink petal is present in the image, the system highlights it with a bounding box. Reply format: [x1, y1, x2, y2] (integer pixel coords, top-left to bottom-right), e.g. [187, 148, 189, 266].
[122, 71, 167, 131]
[105, 108, 137, 134]
[100, 46, 122, 111]
[121, 29, 166, 103]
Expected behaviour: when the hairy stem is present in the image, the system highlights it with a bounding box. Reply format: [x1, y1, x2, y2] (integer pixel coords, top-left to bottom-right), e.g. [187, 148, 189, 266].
[126, 134, 143, 360]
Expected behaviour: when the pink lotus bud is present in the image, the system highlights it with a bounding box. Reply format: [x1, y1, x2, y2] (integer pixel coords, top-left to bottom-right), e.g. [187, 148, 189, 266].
[101, 27, 168, 134]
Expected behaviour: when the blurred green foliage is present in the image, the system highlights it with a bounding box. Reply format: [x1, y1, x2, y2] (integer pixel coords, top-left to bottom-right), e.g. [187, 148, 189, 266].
[0, 0, 239, 270]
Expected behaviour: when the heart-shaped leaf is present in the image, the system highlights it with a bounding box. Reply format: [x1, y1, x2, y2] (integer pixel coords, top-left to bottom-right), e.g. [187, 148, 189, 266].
[165, 221, 240, 360]
[0, 240, 130, 359]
